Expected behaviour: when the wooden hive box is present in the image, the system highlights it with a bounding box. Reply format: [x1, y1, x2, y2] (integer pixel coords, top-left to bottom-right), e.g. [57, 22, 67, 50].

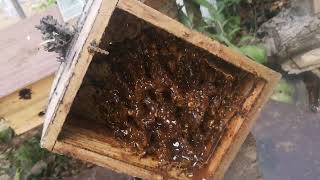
[41, 0, 281, 179]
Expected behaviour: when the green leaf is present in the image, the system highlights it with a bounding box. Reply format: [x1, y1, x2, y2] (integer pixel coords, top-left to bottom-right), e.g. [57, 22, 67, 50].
[227, 27, 241, 40]
[178, 10, 193, 28]
[196, 25, 214, 33]
[222, 16, 239, 28]
[240, 45, 267, 64]
[271, 80, 295, 103]
[12, 137, 50, 176]
[193, 0, 213, 8]
[208, 34, 233, 47]
[217, 2, 226, 13]
[238, 35, 255, 45]
[14, 171, 20, 180]
[222, 0, 242, 7]
[0, 128, 14, 144]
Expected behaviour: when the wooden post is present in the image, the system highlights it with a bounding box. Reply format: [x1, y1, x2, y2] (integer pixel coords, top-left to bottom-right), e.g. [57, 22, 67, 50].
[10, 0, 26, 19]
[314, 0, 320, 14]
[259, 0, 320, 61]
[282, 47, 320, 74]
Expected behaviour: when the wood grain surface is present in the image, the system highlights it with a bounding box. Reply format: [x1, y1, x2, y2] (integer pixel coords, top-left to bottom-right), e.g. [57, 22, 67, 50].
[0, 7, 60, 98]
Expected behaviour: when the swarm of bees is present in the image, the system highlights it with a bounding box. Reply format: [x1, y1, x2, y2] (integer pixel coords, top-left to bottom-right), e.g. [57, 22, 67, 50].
[36, 15, 75, 61]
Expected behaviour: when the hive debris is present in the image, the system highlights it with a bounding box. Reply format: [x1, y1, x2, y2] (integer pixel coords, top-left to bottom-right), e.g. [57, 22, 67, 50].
[36, 16, 75, 60]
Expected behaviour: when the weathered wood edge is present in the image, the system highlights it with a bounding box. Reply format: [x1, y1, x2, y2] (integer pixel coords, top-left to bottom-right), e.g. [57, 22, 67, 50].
[44, 6, 93, 102]
[54, 141, 163, 179]
[41, 0, 96, 148]
[0, 7, 60, 99]
[41, 0, 119, 150]
[57, 121, 188, 179]
[313, 0, 320, 14]
[41, 0, 99, 149]
[218, 76, 280, 180]
[0, 75, 54, 135]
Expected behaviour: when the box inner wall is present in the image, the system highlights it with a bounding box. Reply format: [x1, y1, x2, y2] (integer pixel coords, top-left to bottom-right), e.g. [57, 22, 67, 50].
[58, 8, 261, 175]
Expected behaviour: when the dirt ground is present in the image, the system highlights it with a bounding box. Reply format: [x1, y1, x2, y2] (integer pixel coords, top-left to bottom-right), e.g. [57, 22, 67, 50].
[254, 101, 320, 180]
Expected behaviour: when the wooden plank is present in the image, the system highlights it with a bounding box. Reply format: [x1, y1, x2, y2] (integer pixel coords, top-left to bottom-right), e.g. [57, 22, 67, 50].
[9, 0, 26, 19]
[0, 75, 53, 134]
[58, 118, 189, 179]
[41, 0, 119, 150]
[260, 0, 320, 61]
[60, 122, 159, 169]
[282, 47, 320, 74]
[0, 8, 60, 135]
[194, 116, 244, 179]
[54, 141, 163, 180]
[209, 75, 280, 180]
[294, 47, 320, 67]
[314, 0, 320, 14]
[203, 80, 265, 179]
[0, 7, 60, 98]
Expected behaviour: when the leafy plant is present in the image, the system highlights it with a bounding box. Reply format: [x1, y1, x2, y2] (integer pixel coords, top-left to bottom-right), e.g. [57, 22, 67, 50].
[271, 79, 295, 103]
[0, 128, 14, 144]
[4, 135, 89, 179]
[11, 137, 49, 174]
[33, 0, 57, 11]
[239, 45, 267, 64]
[178, 0, 267, 63]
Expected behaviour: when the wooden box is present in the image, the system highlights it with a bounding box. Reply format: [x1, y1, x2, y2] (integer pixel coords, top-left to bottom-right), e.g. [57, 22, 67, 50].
[41, 0, 280, 179]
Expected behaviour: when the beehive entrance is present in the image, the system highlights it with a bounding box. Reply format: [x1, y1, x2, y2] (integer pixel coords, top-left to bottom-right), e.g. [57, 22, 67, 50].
[58, 8, 263, 176]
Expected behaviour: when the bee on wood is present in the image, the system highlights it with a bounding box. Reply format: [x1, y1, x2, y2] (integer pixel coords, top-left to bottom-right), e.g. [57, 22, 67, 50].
[36, 15, 75, 61]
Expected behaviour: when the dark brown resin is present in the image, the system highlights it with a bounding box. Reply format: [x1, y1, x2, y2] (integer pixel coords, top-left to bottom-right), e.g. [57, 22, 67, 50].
[67, 9, 252, 173]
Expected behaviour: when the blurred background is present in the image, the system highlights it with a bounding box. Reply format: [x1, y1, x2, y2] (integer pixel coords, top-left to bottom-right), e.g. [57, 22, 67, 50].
[0, 0, 319, 180]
